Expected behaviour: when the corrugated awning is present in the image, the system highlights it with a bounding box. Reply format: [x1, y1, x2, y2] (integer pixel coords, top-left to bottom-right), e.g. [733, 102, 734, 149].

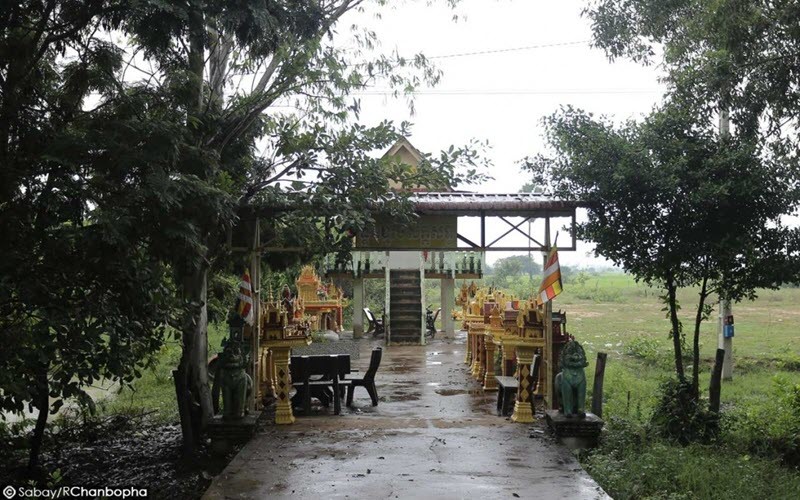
[408, 192, 579, 217]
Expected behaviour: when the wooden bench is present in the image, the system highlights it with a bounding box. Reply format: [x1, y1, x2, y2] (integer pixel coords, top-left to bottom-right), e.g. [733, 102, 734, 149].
[495, 376, 518, 416]
[495, 354, 541, 417]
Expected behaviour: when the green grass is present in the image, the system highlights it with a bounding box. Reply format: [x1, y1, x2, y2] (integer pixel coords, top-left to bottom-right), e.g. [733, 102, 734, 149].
[559, 273, 800, 499]
[99, 323, 227, 421]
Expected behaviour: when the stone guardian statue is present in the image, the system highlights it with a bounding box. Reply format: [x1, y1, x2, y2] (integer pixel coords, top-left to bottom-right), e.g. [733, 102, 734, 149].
[555, 340, 589, 418]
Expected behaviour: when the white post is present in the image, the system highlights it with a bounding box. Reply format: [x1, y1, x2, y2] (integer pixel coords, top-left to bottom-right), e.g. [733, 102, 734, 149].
[719, 300, 733, 380]
[441, 277, 454, 338]
[385, 251, 391, 346]
[420, 251, 426, 345]
[718, 107, 734, 380]
[353, 277, 364, 339]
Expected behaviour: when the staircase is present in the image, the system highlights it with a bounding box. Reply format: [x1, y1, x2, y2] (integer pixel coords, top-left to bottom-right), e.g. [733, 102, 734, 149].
[389, 270, 423, 344]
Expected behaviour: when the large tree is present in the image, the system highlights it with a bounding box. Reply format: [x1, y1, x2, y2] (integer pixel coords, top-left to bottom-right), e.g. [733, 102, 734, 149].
[112, 0, 486, 450]
[525, 103, 800, 396]
[586, 0, 800, 135]
[1, 0, 487, 463]
[0, 1, 177, 468]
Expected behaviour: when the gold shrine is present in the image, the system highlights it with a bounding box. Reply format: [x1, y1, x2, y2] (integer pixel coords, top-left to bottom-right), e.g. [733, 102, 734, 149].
[295, 265, 345, 332]
[461, 284, 570, 423]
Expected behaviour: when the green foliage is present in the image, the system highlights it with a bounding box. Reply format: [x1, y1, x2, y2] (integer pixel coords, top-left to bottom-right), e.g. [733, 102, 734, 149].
[625, 337, 661, 365]
[525, 102, 800, 395]
[650, 378, 719, 445]
[585, 0, 800, 142]
[0, 0, 486, 456]
[583, 429, 800, 500]
[723, 375, 800, 468]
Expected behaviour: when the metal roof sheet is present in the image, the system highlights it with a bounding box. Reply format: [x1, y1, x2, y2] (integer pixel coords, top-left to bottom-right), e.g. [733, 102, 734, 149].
[408, 192, 579, 215]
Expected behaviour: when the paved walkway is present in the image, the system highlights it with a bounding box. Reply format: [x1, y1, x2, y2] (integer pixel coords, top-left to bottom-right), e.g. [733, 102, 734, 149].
[203, 332, 609, 499]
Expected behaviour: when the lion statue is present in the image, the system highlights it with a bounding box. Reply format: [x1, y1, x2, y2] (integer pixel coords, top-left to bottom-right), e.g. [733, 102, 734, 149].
[555, 340, 589, 418]
[219, 341, 253, 420]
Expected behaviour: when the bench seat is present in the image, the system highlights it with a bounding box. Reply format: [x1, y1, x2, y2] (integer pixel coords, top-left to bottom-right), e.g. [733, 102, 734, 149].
[495, 376, 518, 416]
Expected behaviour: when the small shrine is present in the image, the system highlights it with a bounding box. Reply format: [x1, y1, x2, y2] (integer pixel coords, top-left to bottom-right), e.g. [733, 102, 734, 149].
[253, 291, 311, 424]
[295, 265, 345, 332]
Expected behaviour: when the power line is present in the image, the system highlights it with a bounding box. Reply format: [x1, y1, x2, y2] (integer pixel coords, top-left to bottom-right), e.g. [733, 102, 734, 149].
[352, 88, 662, 96]
[426, 40, 590, 60]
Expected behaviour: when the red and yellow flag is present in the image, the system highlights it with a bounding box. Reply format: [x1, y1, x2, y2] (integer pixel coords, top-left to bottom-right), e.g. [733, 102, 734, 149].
[238, 268, 254, 326]
[536, 247, 563, 305]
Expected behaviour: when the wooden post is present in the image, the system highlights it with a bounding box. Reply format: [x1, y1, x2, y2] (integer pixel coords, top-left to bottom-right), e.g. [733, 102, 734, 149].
[250, 219, 260, 410]
[591, 352, 607, 418]
[709, 348, 725, 413]
[352, 277, 365, 339]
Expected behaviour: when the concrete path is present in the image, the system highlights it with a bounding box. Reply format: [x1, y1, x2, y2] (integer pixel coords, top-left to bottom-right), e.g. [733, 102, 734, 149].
[204, 332, 609, 500]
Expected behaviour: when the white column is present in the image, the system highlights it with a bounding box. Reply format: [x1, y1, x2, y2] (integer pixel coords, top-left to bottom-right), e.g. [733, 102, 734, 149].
[441, 277, 455, 338]
[719, 299, 733, 380]
[385, 251, 391, 346]
[353, 277, 364, 339]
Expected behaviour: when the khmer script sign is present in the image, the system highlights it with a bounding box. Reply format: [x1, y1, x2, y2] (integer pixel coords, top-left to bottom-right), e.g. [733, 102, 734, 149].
[357, 215, 457, 249]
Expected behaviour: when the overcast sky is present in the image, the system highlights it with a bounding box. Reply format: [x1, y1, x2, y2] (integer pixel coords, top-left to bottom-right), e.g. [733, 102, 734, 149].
[340, 0, 668, 267]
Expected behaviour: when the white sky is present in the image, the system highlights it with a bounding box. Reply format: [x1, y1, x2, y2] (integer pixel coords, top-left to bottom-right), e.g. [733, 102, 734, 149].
[339, 0, 668, 267]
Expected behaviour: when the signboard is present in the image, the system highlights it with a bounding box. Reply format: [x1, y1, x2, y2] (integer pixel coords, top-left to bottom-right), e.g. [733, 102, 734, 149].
[723, 315, 735, 338]
[357, 215, 457, 249]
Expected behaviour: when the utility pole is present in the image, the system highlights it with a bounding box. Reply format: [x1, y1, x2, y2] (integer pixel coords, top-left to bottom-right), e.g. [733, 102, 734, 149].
[718, 108, 734, 380]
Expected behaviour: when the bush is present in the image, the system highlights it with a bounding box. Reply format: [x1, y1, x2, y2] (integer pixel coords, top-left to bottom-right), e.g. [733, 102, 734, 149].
[625, 337, 660, 363]
[724, 375, 800, 467]
[650, 378, 718, 444]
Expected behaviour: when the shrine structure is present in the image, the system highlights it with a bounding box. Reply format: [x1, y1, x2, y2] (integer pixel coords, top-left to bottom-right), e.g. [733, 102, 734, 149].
[234, 137, 581, 419]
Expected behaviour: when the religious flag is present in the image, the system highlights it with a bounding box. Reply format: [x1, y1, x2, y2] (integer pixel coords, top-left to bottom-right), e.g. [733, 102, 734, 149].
[238, 269, 254, 326]
[537, 247, 563, 305]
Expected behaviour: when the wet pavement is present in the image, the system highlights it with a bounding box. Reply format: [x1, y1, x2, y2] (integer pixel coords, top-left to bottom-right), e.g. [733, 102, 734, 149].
[203, 332, 609, 499]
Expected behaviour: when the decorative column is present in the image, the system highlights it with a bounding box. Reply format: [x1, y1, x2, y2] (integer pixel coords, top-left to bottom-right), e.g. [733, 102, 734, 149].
[499, 343, 512, 376]
[471, 332, 483, 378]
[272, 346, 295, 424]
[465, 329, 473, 365]
[475, 334, 486, 381]
[352, 277, 365, 339]
[483, 334, 497, 391]
[511, 345, 536, 423]
[441, 277, 455, 338]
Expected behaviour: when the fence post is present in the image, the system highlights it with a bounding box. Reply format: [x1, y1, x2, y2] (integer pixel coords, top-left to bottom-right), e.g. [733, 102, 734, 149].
[591, 352, 607, 418]
[709, 348, 725, 413]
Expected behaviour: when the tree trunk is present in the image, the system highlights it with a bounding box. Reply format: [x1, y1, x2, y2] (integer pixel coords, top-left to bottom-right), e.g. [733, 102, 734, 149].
[691, 276, 709, 398]
[176, 263, 213, 453]
[666, 279, 685, 381]
[28, 366, 49, 470]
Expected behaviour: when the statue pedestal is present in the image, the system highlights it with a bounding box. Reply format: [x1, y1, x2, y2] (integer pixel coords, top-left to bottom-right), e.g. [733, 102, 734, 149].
[208, 412, 261, 455]
[544, 410, 604, 449]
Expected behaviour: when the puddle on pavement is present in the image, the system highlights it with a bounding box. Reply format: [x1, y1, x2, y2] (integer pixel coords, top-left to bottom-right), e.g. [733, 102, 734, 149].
[388, 393, 421, 402]
[435, 388, 486, 396]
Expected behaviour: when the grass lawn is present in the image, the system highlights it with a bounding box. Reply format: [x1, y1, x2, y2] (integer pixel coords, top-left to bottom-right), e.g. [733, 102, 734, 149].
[549, 272, 800, 499]
[98, 322, 228, 421]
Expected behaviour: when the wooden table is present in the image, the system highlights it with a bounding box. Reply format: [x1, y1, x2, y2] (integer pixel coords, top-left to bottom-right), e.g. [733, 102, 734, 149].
[290, 354, 351, 415]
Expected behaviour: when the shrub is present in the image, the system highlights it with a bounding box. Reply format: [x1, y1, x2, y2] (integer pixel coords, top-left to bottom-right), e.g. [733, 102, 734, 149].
[649, 378, 719, 444]
[624, 337, 660, 363]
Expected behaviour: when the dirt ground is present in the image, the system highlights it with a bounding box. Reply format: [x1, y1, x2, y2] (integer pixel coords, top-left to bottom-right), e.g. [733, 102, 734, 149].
[203, 333, 609, 499]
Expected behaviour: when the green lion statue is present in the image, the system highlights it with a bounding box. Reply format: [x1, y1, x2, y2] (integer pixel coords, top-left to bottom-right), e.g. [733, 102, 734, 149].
[555, 340, 589, 418]
[219, 341, 253, 420]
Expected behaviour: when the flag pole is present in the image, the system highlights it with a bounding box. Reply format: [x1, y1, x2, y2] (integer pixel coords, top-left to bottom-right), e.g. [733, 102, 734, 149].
[543, 218, 554, 409]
